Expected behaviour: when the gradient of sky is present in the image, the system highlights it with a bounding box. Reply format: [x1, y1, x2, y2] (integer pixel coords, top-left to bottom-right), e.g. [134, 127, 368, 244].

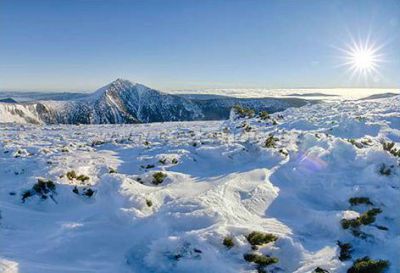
[1, 0, 399, 92]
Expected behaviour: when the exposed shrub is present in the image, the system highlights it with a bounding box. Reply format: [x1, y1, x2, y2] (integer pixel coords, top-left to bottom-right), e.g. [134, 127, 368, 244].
[232, 105, 255, 119]
[359, 208, 382, 225]
[108, 167, 117, 174]
[341, 208, 382, 229]
[243, 123, 252, 132]
[22, 178, 56, 202]
[348, 139, 363, 149]
[171, 158, 178, 164]
[146, 199, 153, 207]
[347, 256, 389, 273]
[246, 231, 278, 246]
[349, 197, 373, 206]
[159, 158, 167, 165]
[76, 174, 90, 182]
[34, 178, 56, 193]
[152, 172, 167, 185]
[259, 111, 270, 120]
[337, 241, 353, 261]
[382, 141, 400, 157]
[223, 236, 235, 249]
[264, 135, 278, 148]
[243, 253, 279, 266]
[341, 218, 361, 229]
[66, 170, 77, 180]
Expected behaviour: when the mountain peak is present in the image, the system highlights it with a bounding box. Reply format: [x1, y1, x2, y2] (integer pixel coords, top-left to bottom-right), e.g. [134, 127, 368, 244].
[108, 78, 136, 89]
[112, 78, 132, 85]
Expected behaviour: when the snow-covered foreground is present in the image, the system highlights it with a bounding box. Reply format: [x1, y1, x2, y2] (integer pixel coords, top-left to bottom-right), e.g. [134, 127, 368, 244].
[1, 96, 399, 273]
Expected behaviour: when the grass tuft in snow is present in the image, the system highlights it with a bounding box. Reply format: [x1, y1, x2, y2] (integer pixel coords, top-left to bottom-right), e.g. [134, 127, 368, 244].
[66, 170, 77, 180]
[222, 236, 235, 249]
[145, 199, 153, 207]
[347, 256, 389, 273]
[76, 174, 90, 182]
[246, 231, 278, 246]
[152, 172, 167, 185]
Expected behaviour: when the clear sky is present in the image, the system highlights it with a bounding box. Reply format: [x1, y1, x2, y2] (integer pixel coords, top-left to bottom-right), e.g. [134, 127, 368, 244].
[1, 0, 399, 92]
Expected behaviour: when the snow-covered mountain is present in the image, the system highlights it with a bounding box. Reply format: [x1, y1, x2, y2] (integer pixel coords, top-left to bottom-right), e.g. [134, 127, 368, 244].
[0, 79, 309, 124]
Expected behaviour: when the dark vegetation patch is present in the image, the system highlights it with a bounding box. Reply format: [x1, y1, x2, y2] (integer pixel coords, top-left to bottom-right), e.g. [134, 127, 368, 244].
[243, 253, 279, 266]
[222, 236, 235, 249]
[232, 105, 255, 119]
[264, 135, 278, 148]
[146, 199, 153, 207]
[337, 241, 353, 261]
[246, 231, 278, 246]
[22, 178, 57, 203]
[152, 172, 167, 185]
[382, 141, 400, 157]
[347, 257, 389, 273]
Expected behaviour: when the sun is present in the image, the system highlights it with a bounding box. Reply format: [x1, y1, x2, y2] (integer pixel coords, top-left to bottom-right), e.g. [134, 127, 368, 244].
[350, 47, 376, 70]
[336, 37, 384, 82]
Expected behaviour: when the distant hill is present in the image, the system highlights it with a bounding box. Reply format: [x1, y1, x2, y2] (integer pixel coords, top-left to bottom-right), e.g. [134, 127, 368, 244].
[358, 92, 400, 100]
[0, 98, 17, 103]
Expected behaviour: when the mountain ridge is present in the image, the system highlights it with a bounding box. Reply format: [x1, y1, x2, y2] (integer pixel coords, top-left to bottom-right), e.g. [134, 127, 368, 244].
[0, 79, 309, 124]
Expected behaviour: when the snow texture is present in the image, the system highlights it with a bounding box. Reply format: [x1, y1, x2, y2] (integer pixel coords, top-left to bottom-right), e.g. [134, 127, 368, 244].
[0, 93, 399, 273]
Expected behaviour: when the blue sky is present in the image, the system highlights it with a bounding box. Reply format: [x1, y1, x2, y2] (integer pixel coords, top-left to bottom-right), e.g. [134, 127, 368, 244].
[1, 0, 399, 92]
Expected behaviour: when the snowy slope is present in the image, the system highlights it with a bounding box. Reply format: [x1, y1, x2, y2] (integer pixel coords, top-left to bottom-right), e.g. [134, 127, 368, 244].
[0, 95, 399, 273]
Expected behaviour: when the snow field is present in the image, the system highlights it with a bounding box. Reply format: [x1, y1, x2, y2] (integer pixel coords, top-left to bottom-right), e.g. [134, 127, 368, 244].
[0, 96, 399, 273]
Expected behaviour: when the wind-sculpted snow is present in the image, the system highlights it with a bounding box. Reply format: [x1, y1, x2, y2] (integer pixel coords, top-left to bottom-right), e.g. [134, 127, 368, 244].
[0, 79, 308, 124]
[0, 96, 399, 273]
